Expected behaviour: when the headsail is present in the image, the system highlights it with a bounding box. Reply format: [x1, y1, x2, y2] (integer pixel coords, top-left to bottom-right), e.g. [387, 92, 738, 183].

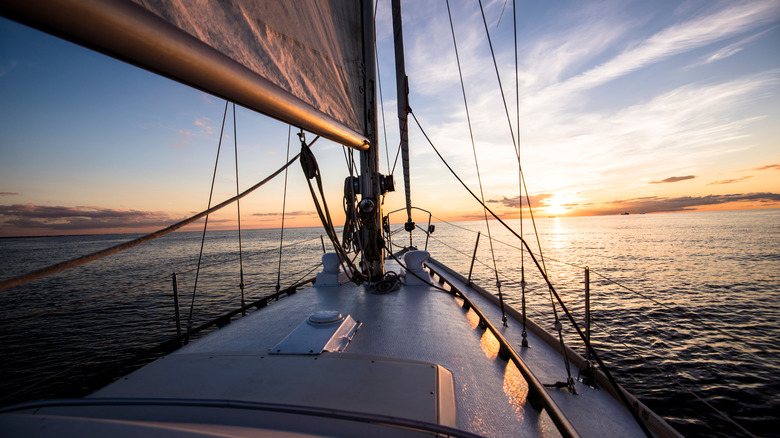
[0, 0, 370, 149]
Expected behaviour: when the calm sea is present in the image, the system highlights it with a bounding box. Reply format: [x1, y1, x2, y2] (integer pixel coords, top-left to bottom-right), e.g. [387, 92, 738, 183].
[1, 209, 778, 437]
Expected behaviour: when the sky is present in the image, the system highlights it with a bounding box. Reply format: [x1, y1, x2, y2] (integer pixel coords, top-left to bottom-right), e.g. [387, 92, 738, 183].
[1, 0, 779, 237]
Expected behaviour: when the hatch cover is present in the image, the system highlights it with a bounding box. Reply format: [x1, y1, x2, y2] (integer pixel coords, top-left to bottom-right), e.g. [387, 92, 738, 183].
[270, 312, 361, 355]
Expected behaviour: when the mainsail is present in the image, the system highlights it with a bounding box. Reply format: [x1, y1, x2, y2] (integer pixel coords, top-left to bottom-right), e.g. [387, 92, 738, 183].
[0, 0, 371, 149]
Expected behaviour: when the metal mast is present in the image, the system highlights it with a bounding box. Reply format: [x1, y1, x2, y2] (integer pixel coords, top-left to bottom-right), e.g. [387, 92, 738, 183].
[358, 0, 384, 281]
[392, 0, 414, 242]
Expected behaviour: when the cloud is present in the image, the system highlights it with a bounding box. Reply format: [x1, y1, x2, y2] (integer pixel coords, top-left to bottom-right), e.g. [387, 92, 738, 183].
[552, 0, 780, 96]
[580, 192, 780, 215]
[450, 212, 496, 222]
[487, 194, 553, 208]
[699, 26, 776, 66]
[193, 116, 216, 137]
[172, 129, 192, 148]
[752, 163, 780, 171]
[401, 1, 780, 201]
[0, 204, 177, 234]
[650, 175, 696, 184]
[252, 211, 315, 218]
[1, 192, 19, 196]
[708, 176, 753, 185]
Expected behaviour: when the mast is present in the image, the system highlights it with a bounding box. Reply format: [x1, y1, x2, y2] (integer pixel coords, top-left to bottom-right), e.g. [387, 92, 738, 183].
[358, 0, 384, 280]
[392, 0, 414, 238]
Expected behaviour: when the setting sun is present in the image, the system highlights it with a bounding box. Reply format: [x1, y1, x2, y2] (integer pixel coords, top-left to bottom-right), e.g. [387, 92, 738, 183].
[542, 194, 576, 216]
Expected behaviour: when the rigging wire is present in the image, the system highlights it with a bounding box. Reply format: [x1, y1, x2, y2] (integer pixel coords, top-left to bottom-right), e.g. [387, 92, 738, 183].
[374, 0, 391, 176]
[232, 103, 246, 315]
[479, 0, 553, 348]
[511, 0, 529, 348]
[276, 125, 292, 293]
[409, 109, 652, 437]
[446, 0, 507, 326]
[188, 101, 230, 328]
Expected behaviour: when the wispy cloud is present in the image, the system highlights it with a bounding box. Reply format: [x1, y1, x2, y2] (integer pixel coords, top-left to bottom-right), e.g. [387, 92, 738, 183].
[552, 0, 780, 96]
[0, 204, 176, 234]
[403, 1, 780, 203]
[708, 176, 753, 185]
[0, 192, 19, 196]
[579, 192, 780, 215]
[698, 26, 776, 66]
[252, 211, 315, 218]
[650, 175, 696, 184]
[487, 194, 553, 208]
[172, 129, 192, 148]
[193, 116, 216, 137]
[752, 163, 780, 171]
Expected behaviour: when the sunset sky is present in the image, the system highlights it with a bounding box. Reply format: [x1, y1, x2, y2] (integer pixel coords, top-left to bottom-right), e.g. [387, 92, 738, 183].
[1, 0, 779, 237]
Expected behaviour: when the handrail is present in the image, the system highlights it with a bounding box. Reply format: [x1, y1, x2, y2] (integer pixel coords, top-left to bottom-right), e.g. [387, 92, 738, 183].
[385, 206, 434, 251]
[424, 262, 581, 438]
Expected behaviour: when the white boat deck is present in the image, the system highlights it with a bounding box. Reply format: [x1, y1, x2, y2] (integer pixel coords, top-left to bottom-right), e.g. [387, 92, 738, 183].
[0, 255, 677, 437]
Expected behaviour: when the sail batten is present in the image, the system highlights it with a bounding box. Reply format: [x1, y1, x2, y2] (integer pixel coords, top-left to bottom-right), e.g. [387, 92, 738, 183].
[1, 0, 369, 149]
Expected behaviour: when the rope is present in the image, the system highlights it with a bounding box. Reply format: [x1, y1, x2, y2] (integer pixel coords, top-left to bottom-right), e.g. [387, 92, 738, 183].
[232, 103, 246, 314]
[276, 126, 292, 293]
[298, 132, 365, 284]
[446, 0, 507, 326]
[0, 151, 302, 293]
[188, 101, 230, 326]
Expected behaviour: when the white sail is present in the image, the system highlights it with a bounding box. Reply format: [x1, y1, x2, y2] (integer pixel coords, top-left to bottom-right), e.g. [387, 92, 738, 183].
[0, 0, 370, 149]
[133, 0, 367, 138]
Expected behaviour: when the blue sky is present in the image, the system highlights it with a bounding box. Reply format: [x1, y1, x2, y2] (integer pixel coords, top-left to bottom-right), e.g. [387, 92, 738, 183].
[1, 0, 779, 236]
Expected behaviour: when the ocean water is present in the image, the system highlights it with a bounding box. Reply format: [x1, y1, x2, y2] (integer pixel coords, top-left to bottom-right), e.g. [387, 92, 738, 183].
[0, 209, 778, 437]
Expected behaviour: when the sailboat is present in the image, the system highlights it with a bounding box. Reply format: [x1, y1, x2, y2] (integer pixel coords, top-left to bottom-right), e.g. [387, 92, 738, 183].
[0, 1, 684, 436]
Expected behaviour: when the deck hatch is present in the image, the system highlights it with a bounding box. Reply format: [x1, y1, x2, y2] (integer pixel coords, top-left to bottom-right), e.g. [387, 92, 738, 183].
[270, 312, 361, 355]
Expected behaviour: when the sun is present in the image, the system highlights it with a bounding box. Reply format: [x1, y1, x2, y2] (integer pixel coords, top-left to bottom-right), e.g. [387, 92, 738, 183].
[543, 194, 576, 216]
